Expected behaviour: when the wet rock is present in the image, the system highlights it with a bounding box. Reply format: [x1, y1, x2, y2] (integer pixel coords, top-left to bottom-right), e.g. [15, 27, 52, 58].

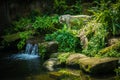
[49, 69, 81, 80]
[39, 41, 58, 59]
[43, 58, 60, 71]
[79, 57, 119, 74]
[50, 52, 61, 58]
[39, 41, 58, 53]
[66, 53, 87, 68]
[44, 52, 119, 75]
[49, 72, 64, 79]
[58, 68, 81, 77]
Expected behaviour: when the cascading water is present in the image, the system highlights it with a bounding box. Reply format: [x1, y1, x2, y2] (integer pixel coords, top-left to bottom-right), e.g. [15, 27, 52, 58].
[7, 43, 39, 60]
[25, 43, 38, 55]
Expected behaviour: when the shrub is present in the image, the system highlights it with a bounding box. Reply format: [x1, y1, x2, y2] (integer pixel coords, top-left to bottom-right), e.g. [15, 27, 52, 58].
[13, 18, 32, 32]
[45, 27, 79, 52]
[32, 15, 59, 33]
[15, 15, 60, 49]
[58, 52, 71, 63]
[82, 0, 120, 57]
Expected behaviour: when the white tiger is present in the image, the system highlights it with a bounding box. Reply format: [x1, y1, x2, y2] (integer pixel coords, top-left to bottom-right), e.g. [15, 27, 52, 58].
[59, 14, 91, 29]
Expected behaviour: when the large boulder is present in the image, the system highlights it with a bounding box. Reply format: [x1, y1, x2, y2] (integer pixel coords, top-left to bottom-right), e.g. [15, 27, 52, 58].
[79, 57, 119, 74]
[39, 41, 58, 59]
[44, 52, 119, 75]
[66, 53, 87, 68]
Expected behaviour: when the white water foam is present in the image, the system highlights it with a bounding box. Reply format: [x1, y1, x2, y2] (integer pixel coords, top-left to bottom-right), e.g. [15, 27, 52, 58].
[10, 53, 39, 60]
[8, 53, 39, 60]
[7, 43, 39, 60]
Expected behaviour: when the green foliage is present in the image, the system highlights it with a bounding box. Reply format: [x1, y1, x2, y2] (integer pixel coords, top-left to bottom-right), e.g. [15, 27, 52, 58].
[13, 15, 59, 34]
[90, 0, 120, 35]
[5, 15, 60, 49]
[45, 27, 79, 52]
[11, 18, 33, 49]
[97, 50, 120, 57]
[82, 22, 107, 56]
[82, 0, 120, 57]
[32, 15, 59, 33]
[13, 18, 32, 32]
[58, 52, 71, 63]
[53, 0, 82, 14]
[114, 67, 120, 79]
[17, 31, 33, 50]
[39, 45, 47, 59]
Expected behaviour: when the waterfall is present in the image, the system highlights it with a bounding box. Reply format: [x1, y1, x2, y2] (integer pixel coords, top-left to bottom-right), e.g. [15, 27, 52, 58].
[25, 43, 38, 55]
[7, 43, 39, 60]
[31, 44, 38, 55]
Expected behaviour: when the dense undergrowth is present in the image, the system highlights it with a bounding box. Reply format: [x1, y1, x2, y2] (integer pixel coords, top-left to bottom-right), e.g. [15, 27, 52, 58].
[1, 0, 120, 76]
[1, 0, 120, 57]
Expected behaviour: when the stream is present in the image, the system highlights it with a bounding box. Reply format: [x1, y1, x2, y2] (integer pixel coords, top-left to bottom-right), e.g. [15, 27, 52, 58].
[0, 55, 116, 80]
[0, 43, 118, 80]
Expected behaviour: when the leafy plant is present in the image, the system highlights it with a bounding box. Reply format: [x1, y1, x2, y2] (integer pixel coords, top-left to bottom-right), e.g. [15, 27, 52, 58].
[45, 27, 79, 52]
[82, 23, 107, 56]
[13, 18, 32, 32]
[81, 0, 120, 57]
[7, 15, 60, 49]
[32, 15, 59, 33]
[114, 68, 120, 77]
[90, 0, 120, 35]
[58, 52, 71, 63]
[17, 31, 33, 50]
[39, 45, 47, 59]
[97, 50, 120, 57]
[53, 0, 82, 14]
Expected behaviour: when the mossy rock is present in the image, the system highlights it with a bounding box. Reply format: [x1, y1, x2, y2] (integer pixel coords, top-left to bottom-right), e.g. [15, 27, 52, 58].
[50, 52, 61, 58]
[1, 31, 33, 42]
[49, 69, 81, 79]
[79, 57, 119, 74]
[2, 32, 21, 42]
[66, 53, 87, 68]
[98, 41, 120, 54]
[58, 68, 81, 77]
[38, 41, 58, 59]
[39, 41, 58, 53]
[43, 58, 61, 71]
[49, 72, 64, 79]
[57, 52, 71, 64]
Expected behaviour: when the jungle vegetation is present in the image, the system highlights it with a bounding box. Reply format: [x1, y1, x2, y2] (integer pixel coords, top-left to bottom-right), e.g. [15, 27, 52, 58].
[1, 0, 120, 56]
[0, 0, 120, 74]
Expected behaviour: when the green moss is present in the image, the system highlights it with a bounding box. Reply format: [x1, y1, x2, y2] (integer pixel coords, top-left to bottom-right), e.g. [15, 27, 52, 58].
[58, 52, 71, 63]
[2, 32, 21, 42]
[98, 41, 120, 54]
[79, 57, 119, 74]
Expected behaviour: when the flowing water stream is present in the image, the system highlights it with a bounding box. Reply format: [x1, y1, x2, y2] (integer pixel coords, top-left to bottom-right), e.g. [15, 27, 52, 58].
[0, 43, 118, 80]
